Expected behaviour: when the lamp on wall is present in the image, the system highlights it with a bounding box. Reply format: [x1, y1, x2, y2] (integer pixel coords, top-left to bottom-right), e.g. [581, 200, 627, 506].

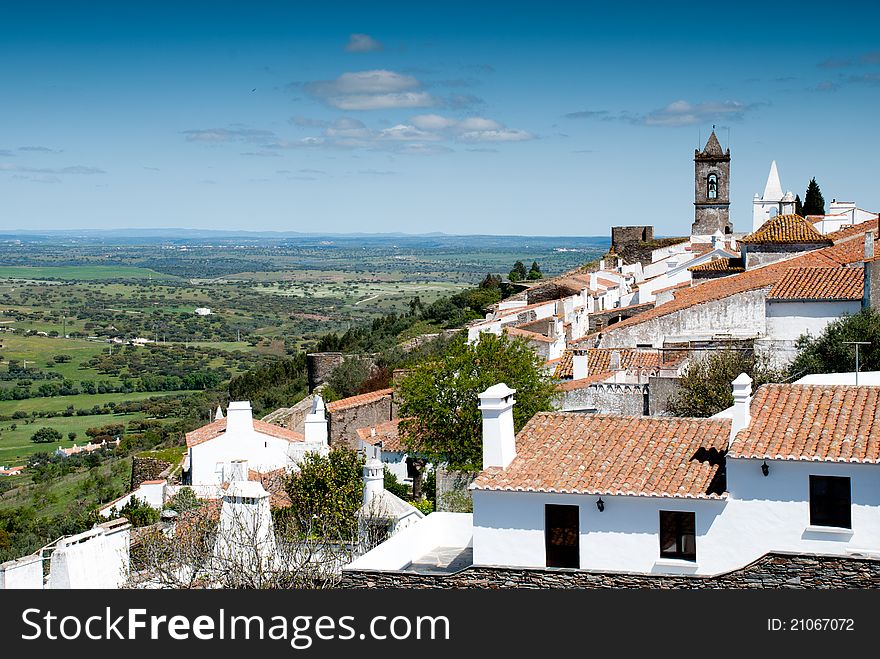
[761, 460, 770, 477]
[596, 497, 605, 512]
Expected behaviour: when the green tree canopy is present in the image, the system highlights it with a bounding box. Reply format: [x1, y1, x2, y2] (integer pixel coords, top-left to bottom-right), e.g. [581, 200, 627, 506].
[789, 308, 880, 377]
[30, 427, 62, 444]
[396, 333, 556, 468]
[527, 261, 543, 280]
[284, 448, 364, 540]
[794, 194, 804, 217]
[323, 357, 372, 402]
[802, 177, 826, 216]
[667, 349, 782, 418]
[508, 260, 528, 282]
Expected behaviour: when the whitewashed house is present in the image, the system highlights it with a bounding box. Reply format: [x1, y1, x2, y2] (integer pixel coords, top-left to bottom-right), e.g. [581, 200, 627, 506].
[347, 379, 880, 580]
[186, 399, 328, 491]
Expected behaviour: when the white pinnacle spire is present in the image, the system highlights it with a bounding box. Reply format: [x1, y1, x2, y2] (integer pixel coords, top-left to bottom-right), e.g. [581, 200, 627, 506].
[215, 405, 224, 420]
[762, 160, 783, 202]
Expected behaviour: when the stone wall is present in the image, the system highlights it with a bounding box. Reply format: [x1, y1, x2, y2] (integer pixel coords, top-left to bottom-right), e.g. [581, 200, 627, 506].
[260, 394, 315, 433]
[589, 303, 653, 333]
[328, 395, 393, 450]
[435, 467, 478, 512]
[130, 457, 171, 490]
[341, 552, 880, 589]
[307, 353, 378, 392]
[647, 376, 682, 415]
[612, 226, 653, 251]
[866, 259, 880, 310]
[744, 243, 828, 269]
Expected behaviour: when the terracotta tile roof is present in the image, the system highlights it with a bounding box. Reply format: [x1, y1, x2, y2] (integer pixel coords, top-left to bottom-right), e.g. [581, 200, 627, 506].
[185, 418, 304, 448]
[767, 267, 864, 301]
[326, 388, 393, 412]
[554, 348, 661, 380]
[504, 326, 555, 343]
[248, 468, 291, 508]
[688, 256, 745, 273]
[740, 214, 832, 245]
[356, 418, 406, 452]
[653, 281, 691, 295]
[730, 384, 880, 463]
[825, 217, 878, 241]
[556, 374, 612, 391]
[596, 235, 861, 337]
[472, 413, 730, 498]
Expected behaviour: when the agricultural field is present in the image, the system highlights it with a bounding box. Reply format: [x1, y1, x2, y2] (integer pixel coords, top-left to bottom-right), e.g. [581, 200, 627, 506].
[0, 231, 607, 538]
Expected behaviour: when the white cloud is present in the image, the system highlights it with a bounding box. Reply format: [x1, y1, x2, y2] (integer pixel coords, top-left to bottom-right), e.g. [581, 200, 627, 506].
[458, 129, 533, 142]
[377, 124, 441, 141]
[304, 70, 437, 110]
[183, 127, 275, 143]
[345, 33, 383, 53]
[641, 100, 751, 126]
[0, 163, 105, 175]
[410, 114, 459, 131]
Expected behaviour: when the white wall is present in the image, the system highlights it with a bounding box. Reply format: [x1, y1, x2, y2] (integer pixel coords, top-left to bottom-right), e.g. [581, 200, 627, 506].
[190, 431, 298, 486]
[765, 300, 861, 341]
[600, 289, 768, 349]
[0, 554, 43, 589]
[470, 459, 880, 576]
[47, 524, 130, 589]
[346, 512, 473, 572]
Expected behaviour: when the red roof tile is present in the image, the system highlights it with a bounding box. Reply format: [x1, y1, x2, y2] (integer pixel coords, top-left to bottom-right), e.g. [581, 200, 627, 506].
[248, 468, 291, 508]
[767, 267, 864, 301]
[185, 418, 304, 448]
[740, 214, 832, 245]
[326, 388, 393, 412]
[597, 234, 863, 337]
[472, 413, 730, 498]
[356, 418, 406, 452]
[730, 384, 880, 463]
[554, 348, 661, 380]
[688, 257, 745, 273]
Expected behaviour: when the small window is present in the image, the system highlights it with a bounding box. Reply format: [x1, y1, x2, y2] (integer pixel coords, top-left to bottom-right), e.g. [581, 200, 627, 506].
[659, 511, 696, 561]
[545, 504, 580, 568]
[707, 174, 718, 199]
[809, 476, 851, 528]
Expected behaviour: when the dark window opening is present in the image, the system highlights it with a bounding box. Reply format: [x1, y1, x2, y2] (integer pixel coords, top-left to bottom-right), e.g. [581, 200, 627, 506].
[545, 504, 579, 568]
[659, 510, 696, 561]
[809, 476, 851, 528]
[707, 174, 718, 199]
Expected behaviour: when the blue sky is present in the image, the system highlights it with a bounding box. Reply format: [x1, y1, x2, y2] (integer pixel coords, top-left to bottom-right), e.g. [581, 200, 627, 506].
[1, 1, 879, 236]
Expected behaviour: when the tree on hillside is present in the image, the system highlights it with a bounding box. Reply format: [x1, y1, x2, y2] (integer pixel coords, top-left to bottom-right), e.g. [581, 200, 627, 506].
[30, 427, 62, 444]
[802, 177, 826, 216]
[283, 447, 365, 540]
[788, 309, 880, 377]
[508, 260, 528, 282]
[527, 261, 543, 280]
[396, 333, 556, 469]
[479, 273, 502, 289]
[322, 357, 373, 402]
[667, 350, 783, 418]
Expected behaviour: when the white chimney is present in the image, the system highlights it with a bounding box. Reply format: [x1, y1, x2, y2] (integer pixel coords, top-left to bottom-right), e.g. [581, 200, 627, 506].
[712, 229, 724, 251]
[572, 349, 589, 380]
[865, 231, 875, 261]
[781, 191, 796, 215]
[478, 383, 517, 470]
[610, 350, 622, 371]
[215, 405, 224, 421]
[600, 258, 606, 271]
[363, 456, 384, 506]
[730, 373, 753, 445]
[304, 395, 328, 445]
[228, 459, 248, 482]
[225, 401, 254, 436]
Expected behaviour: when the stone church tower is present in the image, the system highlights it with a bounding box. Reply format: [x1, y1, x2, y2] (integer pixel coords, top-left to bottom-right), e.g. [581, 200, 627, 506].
[691, 130, 732, 237]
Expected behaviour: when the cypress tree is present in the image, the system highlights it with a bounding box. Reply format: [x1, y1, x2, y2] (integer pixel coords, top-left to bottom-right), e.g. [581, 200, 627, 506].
[794, 194, 803, 217]
[802, 178, 825, 216]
